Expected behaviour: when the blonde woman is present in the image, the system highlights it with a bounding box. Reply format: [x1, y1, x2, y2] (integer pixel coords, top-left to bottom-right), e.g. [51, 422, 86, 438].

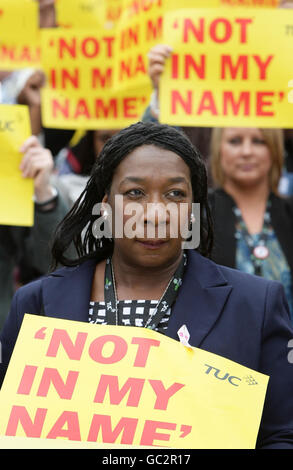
[209, 127, 293, 321]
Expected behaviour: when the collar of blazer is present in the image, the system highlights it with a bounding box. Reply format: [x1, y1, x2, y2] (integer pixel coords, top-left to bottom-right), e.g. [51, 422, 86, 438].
[41, 250, 232, 348]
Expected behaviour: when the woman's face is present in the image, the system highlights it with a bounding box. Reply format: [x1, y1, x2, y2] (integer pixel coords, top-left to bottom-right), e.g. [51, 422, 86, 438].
[103, 144, 193, 268]
[219, 127, 272, 190]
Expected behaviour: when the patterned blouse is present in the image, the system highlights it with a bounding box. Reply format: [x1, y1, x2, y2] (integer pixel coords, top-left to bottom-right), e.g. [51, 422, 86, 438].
[89, 299, 171, 334]
[235, 223, 293, 323]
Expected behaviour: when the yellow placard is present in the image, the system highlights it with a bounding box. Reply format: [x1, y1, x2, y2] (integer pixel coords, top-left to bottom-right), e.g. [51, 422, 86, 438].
[0, 0, 40, 70]
[168, 0, 280, 6]
[217, 0, 280, 6]
[112, 0, 164, 93]
[0, 314, 269, 448]
[56, 0, 107, 29]
[159, 8, 293, 128]
[40, 28, 149, 129]
[0, 105, 33, 227]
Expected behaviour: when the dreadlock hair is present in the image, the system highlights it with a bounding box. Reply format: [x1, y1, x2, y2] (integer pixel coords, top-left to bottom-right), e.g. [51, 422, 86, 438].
[51, 121, 214, 269]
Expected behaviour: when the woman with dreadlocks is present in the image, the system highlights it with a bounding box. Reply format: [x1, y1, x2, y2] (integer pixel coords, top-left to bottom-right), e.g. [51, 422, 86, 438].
[0, 122, 292, 448]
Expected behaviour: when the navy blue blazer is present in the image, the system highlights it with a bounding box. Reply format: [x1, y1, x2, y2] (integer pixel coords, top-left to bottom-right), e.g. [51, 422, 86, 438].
[1, 250, 293, 449]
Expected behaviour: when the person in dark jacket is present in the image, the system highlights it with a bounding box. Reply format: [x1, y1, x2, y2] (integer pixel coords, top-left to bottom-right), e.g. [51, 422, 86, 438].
[0, 122, 293, 448]
[209, 127, 293, 322]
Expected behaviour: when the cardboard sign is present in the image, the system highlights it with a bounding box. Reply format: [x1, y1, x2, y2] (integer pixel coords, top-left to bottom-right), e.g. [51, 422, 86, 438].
[0, 0, 40, 70]
[218, 0, 280, 6]
[40, 28, 149, 129]
[0, 314, 269, 448]
[168, 0, 280, 7]
[160, 7, 293, 128]
[0, 105, 33, 226]
[112, 0, 163, 94]
[56, 0, 108, 29]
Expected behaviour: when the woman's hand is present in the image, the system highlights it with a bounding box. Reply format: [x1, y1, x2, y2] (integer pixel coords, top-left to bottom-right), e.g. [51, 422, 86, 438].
[19, 135, 55, 203]
[147, 44, 173, 91]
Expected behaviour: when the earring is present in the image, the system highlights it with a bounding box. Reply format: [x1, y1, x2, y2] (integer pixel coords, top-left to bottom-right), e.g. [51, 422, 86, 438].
[190, 213, 195, 224]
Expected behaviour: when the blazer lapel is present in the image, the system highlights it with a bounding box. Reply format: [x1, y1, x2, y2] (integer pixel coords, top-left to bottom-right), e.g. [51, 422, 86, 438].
[40, 251, 232, 346]
[41, 259, 97, 322]
[167, 251, 232, 347]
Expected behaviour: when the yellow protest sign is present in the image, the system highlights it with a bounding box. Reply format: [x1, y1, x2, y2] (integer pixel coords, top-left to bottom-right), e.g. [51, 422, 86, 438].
[112, 0, 163, 94]
[0, 105, 33, 227]
[40, 28, 149, 129]
[168, 0, 280, 6]
[218, 0, 280, 6]
[0, 314, 269, 448]
[0, 0, 40, 70]
[56, 0, 107, 29]
[159, 7, 293, 128]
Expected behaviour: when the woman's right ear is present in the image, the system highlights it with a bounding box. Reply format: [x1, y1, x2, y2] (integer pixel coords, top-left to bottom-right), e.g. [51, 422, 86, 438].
[101, 194, 109, 217]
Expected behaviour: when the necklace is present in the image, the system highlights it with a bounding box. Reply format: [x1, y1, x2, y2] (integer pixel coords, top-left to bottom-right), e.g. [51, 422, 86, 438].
[233, 202, 272, 276]
[104, 254, 187, 330]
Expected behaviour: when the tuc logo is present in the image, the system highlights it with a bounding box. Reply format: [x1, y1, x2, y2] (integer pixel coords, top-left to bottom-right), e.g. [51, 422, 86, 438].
[204, 364, 242, 387]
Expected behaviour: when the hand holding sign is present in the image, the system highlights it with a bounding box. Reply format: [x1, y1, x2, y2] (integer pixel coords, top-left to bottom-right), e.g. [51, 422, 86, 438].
[147, 43, 173, 90]
[160, 7, 293, 128]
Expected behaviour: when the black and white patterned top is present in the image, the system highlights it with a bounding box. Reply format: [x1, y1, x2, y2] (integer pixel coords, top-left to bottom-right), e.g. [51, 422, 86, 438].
[88, 300, 171, 334]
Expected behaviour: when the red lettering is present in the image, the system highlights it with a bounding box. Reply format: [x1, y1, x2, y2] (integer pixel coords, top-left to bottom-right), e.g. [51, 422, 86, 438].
[17, 365, 38, 395]
[87, 415, 138, 444]
[253, 55, 273, 80]
[89, 335, 128, 364]
[46, 328, 87, 360]
[95, 98, 118, 118]
[210, 18, 232, 43]
[123, 97, 138, 118]
[62, 68, 79, 88]
[120, 25, 139, 50]
[120, 59, 131, 79]
[46, 411, 81, 440]
[135, 54, 146, 75]
[223, 91, 250, 115]
[120, 54, 146, 80]
[0, 45, 15, 60]
[50, 69, 57, 88]
[235, 18, 253, 43]
[146, 16, 163, 41]
[5, 406, 47, 437]
[221, 55, 248, 79]
[102, 36, 115, 57]
[197, 91, 218, 115]
[140, 420, 176, 446]
[49, 68, 79, 89]
[19, 46, 31, 61]
[184, 54, 205, 79]
[59, 37, 76, 59]
[131, 337, 160, 367]
[171, 90, 192, 115]
[37, 368, 79, 399]
[183, 18, 204, 43]
[148, 380, 185, 410]
[92, 68, 112, 88]
[93, 375, 145, 406]
[52, 98, 69, 118]
[256, 91, 274, 116]
[81, 37, 99, 58]
[171, 54, 179, 79]
[74, 99, 91, 119]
